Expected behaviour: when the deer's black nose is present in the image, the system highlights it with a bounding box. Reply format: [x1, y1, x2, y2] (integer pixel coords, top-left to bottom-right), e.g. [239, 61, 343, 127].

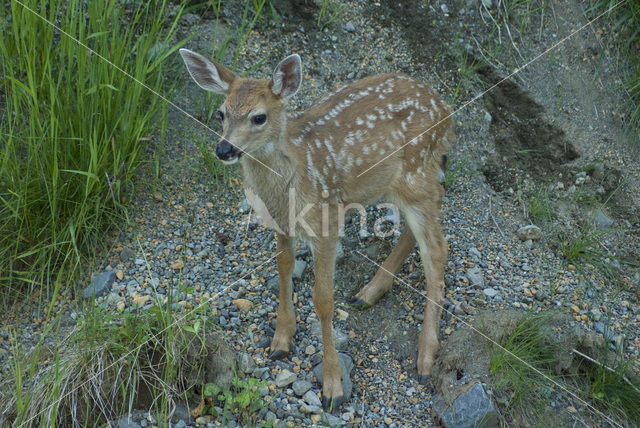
[215, 139, 239, 162]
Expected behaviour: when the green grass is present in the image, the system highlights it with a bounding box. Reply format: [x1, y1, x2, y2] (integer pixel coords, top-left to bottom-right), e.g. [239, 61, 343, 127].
[487, 311, 561, 421]
[558, 218, 625, 288]
[527, 184, 554, 222]
[583, 347, 640, 423]
[452, 46, 483, 103]
[1, 289, 223, 426]
[317, 0, 347, 30]
[0, 0, 187, 301]
[590, 0, 640, 132]
[443, 157, 469, 189]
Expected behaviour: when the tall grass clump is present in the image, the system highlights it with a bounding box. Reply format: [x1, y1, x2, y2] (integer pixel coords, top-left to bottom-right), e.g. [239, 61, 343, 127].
[590, 0, 640, 131]
[0, 0, 187, 299]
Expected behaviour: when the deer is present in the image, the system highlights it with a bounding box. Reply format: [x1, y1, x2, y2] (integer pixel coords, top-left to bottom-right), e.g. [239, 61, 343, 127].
[179, 48, 454, 411]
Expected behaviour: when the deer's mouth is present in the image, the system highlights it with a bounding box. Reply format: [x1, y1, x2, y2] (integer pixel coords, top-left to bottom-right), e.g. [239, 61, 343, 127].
[215, 140, 242, 164]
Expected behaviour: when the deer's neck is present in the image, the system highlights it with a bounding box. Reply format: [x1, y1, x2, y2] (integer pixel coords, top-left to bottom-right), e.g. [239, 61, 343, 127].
[239, 118, 305, 235]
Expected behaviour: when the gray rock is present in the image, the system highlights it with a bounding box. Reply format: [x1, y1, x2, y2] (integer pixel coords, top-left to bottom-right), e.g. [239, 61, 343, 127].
[517, 225, 541, 241]
[441, 3, 449, 13]
[238, 352, 256, 374]
[171, 404, 193, 424]
[83, 271, 116, 298]
[468, 247, 482, 261]
[173, 421, 186, 428]
[482, 288, 498, 298]
[293, 379, 313, 396]
[466, 267, 484, 288]
[303, 390, 323, 408]
[293, 259, 307, 279]
[239, 198, 250, 212]
[275, 370, 297, 387]
[313, 353, 354, 401]
[345, 22, 355, 32]
[120, 246, 135, 262]
[267, 275, 280, 290]
[116, 417, 141, 428]
[321, 413, 345, 426]
[336, 240, 344, 261]
[433, 382, 499, 428]
[300, 403, 323, 414]
[593, 209, 614, 229]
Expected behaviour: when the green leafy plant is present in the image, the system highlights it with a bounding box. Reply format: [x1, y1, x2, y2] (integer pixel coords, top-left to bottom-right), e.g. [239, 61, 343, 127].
[203, 376, 271, 426]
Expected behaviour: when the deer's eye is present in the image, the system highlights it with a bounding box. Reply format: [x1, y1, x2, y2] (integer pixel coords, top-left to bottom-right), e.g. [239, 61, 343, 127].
[217, 111, 224, 121]
[251, 114, 267, 125]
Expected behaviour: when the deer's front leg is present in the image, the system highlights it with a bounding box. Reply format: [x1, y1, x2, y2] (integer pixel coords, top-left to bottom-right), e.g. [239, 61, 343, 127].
[270, 233, 296, 360]
[312, 237, 343, 410]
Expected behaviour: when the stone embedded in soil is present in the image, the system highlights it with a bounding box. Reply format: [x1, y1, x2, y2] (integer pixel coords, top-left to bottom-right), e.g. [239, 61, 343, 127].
[82, 271, 116, 299]
[275, 370, 297, 387]
[593, 209, 615, 229]
[466, 267, 484, 288]
[232, 298, 253, 313]
[293, 379, 313, 396]
[132, 294, 150, 306]
[120, 246, 134, 262]
[482, 288, 498, 298]
[293, 259, 307, 279]
[303, 390, 323, 408]
[433, 382, 499, 428]
[517, 225, 541, 241]
[238, 352, 256, 373]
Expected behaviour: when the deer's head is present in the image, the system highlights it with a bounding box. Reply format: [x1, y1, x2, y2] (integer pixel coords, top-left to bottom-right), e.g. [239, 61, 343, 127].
[179, 49, 302, 164]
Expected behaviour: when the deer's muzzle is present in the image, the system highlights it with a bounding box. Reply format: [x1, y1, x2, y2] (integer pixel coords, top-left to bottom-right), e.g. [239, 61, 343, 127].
[215, 139, 241, 164]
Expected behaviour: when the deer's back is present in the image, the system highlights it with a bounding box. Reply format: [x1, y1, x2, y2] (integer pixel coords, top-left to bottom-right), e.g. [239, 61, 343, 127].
[287, 74, 454, 204]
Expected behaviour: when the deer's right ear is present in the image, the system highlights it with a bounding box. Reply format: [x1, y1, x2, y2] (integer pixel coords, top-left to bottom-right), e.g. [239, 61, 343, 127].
[179, 48, 235, 94]
[272, 54, 302, 99]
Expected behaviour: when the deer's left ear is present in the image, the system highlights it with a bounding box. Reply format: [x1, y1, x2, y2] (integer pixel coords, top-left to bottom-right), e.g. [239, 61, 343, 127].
[271, 54, 302, 99]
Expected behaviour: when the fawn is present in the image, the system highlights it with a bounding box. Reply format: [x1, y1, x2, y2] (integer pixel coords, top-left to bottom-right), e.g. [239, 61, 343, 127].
[180, 49, 454, 410]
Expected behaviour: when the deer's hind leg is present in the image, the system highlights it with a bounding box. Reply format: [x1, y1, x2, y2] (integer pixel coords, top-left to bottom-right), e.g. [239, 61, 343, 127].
[350, 227, 416, 309]
[270, 233, 296, 360]
[403, 205, 447, 383]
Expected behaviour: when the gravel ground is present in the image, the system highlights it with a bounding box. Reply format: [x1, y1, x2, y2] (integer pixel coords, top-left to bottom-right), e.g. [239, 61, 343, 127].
[2, 0, 639, 426]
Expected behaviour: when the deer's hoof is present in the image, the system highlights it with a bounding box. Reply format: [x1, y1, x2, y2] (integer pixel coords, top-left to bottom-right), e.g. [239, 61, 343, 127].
[322, 395, 344, 412]
[349, 296, 371, 310]
[417, 374, 430, 385]
[269, 349, 289, 360]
